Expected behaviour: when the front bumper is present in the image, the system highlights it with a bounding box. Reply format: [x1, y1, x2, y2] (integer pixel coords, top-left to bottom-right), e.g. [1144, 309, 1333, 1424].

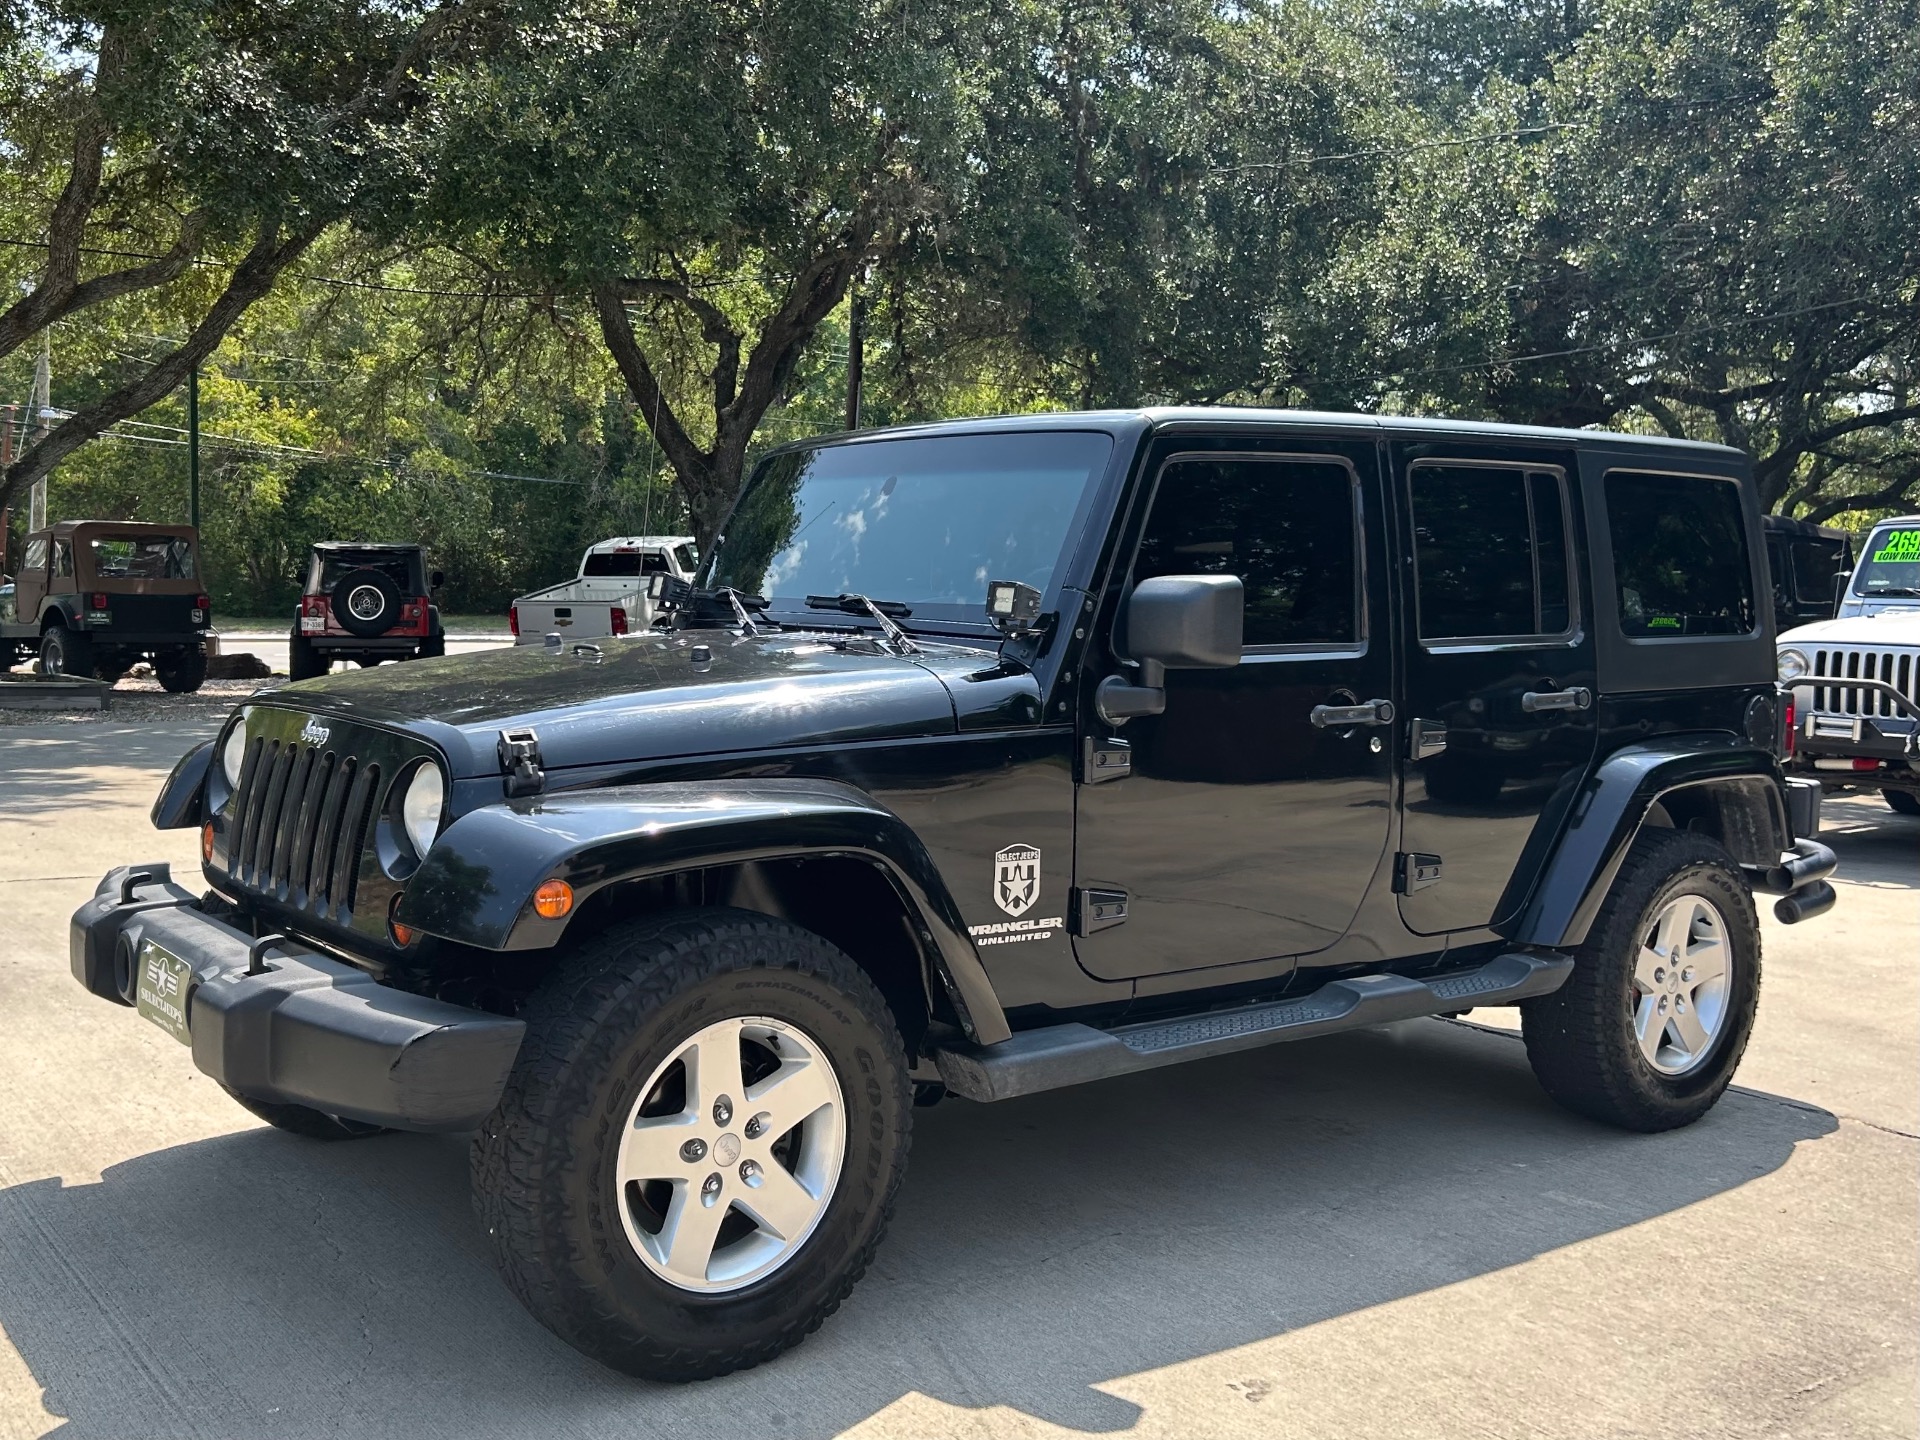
[72, 864, 523, 1132]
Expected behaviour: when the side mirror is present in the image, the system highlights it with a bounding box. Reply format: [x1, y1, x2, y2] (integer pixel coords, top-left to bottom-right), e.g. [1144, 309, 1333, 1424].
[1096, 575, 1243, 725]
[430, 570, 446, 590]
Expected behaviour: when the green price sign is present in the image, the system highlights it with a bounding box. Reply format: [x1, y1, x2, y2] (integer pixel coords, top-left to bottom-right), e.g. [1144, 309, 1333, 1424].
[1870, 529, 1920, 564]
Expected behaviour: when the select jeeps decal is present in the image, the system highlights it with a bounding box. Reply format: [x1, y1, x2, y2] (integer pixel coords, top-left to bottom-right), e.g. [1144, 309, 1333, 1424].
[993, 843, 1040, 917]
[969, 844, 1065, 946]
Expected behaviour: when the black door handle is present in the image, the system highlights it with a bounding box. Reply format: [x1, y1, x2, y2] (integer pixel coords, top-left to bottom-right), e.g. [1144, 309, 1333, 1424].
[1311, 698, 1395, 728]
[1521, 686, 1593, 714]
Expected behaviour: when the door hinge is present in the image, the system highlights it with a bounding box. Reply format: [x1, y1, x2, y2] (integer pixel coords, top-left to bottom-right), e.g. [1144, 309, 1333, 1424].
[497, 727, 545, 798]
[1394, 853, 1443, 894]
[1071, 887, 1129, 935]
[1081, 736, 1132, 783]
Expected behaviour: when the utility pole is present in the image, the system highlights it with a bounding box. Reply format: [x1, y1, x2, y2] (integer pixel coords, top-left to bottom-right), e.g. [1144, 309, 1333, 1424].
[844, 278, 865, 431]
[188, 366, 200, 530]
[27, 330, 50, 533]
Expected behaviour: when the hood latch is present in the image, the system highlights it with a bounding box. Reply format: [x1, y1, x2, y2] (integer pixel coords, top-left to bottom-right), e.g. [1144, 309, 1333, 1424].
[497, 727, 545, 798]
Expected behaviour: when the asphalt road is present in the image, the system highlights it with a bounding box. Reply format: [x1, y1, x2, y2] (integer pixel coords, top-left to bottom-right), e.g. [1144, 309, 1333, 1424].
[0, 721, 1914, 1439]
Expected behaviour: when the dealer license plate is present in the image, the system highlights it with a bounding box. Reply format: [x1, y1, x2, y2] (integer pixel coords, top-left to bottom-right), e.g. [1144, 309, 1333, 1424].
[134, 940, 194, 1045]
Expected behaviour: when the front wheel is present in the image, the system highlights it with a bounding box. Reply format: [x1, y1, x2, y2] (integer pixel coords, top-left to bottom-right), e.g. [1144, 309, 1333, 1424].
[39, 624, 94, 678]
[1521, 829, 1760, 1132]
[472, 908, 912, 1381]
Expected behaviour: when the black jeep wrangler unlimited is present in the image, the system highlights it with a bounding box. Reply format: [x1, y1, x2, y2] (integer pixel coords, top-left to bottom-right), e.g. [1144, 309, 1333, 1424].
[73, 410, 1836, 1381]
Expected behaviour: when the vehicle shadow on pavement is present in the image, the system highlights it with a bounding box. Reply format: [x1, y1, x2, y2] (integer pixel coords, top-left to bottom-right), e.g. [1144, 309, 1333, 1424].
[0, 1018, 1834, 1440]
[0, 723, 216, 822]
[1818, 798, 1919, 889]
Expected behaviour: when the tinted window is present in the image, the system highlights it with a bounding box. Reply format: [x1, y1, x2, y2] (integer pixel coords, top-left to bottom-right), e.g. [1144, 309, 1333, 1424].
[1608, 472, 1755, 636]
[315, 552, 420, 592]
[1854, 525, 1920, 597]
[1412, 464, 1571, 639]
[710, 432, 1111, 624]
[583, 551, 669, 577]
[1792, 537, 1846, 604]
[1135, 457, 1359, 647]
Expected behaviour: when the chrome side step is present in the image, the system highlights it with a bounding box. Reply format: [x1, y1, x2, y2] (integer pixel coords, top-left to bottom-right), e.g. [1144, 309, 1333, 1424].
[933, 951, 1574, 1103]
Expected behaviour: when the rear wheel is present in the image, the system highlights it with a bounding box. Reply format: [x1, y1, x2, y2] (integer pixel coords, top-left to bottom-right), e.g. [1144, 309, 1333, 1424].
[1883, 789, 1920, 817]
[1521, 829, 1759, 1132]
[288, 632, 327, 680]
[221, 1085, 391, 1140]
[38, 624, 94, 678]
[155, 645, 207, 693]
[472, 908, 912, 1381]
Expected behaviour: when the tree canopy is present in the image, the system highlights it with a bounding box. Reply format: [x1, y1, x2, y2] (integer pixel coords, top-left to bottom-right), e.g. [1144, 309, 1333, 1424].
[4, 0, 1915, 615]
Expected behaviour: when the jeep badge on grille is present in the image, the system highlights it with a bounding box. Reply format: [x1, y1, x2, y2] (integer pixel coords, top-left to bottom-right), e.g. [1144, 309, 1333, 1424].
[300, 718, 331, 747]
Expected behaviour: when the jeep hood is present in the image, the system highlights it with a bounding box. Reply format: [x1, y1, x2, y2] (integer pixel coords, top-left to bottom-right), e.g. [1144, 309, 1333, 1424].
[263, 629, 1010, 777]
[1779, 610, 1920, 647]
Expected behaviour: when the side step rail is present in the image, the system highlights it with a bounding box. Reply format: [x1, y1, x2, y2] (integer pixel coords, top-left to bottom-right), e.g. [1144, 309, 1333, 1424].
[934, 951, 1573, 1103]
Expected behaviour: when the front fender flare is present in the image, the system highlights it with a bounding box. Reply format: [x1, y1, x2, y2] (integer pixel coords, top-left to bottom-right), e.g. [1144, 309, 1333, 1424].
[395, 778, 1011, 1044]
[151, 740, 214, 830]
[1511, 734, 1790, 949]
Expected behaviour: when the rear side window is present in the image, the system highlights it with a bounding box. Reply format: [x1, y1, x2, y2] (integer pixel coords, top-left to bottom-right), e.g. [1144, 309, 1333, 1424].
[1411, 463, 1571, 640]
[1607, 472, 1755, 637]
[1136, 456, 1360, 648]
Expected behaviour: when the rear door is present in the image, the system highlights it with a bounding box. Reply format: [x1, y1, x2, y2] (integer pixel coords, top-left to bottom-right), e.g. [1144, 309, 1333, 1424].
[1395, 441, 1598, 936]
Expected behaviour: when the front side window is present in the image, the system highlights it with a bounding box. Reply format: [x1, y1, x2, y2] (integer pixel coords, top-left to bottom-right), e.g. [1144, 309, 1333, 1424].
[87, 536, 196, 580]
[1853, 525, 1920, 598]
[710, 431, 1112, 626]
[1411, 463, 1572, 640]
[23, 538, 47, 572]
[1607, 471, 1755, 636]
[1135, 456, 1360, 647]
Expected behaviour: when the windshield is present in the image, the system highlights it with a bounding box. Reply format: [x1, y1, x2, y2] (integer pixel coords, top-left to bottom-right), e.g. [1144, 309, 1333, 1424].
[88, 535, 196, 579]
[1853, 525, 1920, 596]
[707, 431, 1113, 626]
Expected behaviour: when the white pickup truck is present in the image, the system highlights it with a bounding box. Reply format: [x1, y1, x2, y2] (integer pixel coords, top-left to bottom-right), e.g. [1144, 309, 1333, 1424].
[509, 535, 699, 644]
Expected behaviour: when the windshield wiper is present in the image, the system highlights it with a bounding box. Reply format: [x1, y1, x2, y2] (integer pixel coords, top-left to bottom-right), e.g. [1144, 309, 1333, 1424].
[804, 593, 919, 654]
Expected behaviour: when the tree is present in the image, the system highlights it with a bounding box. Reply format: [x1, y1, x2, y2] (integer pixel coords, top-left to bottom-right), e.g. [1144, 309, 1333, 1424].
[0, 0, 496, 525]
[426, 0, 987, 547]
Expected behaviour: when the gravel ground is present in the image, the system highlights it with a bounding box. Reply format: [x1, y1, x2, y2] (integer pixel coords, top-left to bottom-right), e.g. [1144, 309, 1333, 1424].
[0, 673, 263, 727]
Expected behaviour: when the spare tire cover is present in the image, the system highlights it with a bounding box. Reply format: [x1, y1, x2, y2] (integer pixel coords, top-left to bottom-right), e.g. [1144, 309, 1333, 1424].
[330, 567, 403, 638]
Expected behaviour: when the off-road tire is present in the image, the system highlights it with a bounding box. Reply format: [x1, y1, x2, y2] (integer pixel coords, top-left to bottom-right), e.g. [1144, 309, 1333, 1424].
[472, 908, 912, 1381]
[1521, 829, 1760, 1132]
[220, 1085, 391, 1140]
[330, 566, 402, 638]
[288, 632, 327, 681]
[155, 645, 207, 694]
[1883, 789, 1920, 817]
[38, 624, 94, 678]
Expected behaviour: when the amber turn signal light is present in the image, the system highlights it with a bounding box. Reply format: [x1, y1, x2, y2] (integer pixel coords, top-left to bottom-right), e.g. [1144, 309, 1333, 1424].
[533, 879, 574, 919]
[387, 894, 415, 947]
[201, 822, 215, 862]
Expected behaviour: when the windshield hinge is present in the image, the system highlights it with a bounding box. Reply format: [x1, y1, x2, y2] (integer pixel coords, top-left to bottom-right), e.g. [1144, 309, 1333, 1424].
[497, 727, 545, 798]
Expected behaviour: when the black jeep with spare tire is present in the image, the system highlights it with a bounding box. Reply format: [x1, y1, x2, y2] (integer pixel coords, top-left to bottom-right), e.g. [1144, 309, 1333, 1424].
[73, 409, 1835, 1381]
[288, 540, 444, 679]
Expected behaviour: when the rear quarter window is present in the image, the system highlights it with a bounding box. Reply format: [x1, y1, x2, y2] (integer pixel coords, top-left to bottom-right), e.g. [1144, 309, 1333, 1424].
[1606, 471, 1755, 637]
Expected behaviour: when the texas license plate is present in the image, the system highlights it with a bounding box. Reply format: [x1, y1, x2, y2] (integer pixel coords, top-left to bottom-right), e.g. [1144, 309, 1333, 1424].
[134, 940, 194, 1045]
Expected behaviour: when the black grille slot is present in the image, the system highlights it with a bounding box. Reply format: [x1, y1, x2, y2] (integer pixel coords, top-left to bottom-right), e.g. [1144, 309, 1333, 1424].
[222, 728, 384, 922]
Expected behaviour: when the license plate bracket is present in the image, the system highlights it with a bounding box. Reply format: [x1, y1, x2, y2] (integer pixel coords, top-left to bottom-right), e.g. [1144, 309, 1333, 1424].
[134, 940, 194, 1045]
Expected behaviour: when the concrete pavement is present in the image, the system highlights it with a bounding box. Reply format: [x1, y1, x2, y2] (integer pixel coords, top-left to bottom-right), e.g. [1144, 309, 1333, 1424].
[0, 721, 1914, 1439]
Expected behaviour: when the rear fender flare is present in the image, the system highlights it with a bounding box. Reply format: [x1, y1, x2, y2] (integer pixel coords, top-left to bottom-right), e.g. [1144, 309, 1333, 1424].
[1510, 735, 1790, 949]
[394, 778, 1012, 1044]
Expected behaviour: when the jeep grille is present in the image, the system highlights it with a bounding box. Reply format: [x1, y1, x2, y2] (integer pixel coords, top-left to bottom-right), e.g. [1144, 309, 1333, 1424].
[1808, 646, 1918, 720]
[225, 735, 381, 919]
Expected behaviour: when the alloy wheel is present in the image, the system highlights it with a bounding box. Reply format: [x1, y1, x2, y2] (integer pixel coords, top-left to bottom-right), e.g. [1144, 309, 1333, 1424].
[1631, 893, 1733, 1076]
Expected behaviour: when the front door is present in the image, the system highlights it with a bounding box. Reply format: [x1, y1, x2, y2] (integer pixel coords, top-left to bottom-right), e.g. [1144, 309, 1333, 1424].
[1395, 443, 1599, 935]
[1073, 439, 1395, 981]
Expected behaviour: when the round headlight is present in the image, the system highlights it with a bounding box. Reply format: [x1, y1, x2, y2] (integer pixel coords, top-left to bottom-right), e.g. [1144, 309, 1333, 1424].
[221, 712, 250, 786]
[1777, 648, 1809, 683]
[401, 764, 446, 857]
